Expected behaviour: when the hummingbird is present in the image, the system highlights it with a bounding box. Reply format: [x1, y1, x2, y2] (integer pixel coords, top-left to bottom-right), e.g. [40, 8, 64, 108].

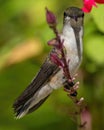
[13, 7, 84, 119]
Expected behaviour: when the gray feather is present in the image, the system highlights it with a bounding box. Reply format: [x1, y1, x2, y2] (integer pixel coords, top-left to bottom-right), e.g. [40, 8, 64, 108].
[13, 58, 58, 117]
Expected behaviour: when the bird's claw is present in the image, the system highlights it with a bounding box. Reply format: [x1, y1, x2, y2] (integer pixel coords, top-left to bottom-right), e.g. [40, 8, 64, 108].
[64, 81, 80, 97]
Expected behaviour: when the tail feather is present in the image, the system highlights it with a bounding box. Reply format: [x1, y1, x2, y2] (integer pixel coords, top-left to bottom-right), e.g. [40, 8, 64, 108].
[13, 59, 58, 118]
[14, 95, 50, 119]
[28, 95, 50, 114]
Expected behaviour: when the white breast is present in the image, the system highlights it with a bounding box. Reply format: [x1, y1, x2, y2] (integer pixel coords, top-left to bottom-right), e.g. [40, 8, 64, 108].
[61, 24, 83, 76]
[49, 25, 83, 90]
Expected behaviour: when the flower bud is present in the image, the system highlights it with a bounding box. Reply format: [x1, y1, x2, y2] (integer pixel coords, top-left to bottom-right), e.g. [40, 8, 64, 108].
[46, 8, 57, 26]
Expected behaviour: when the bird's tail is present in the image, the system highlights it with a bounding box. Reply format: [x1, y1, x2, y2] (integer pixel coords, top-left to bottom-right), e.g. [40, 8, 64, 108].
[13, 95, 50, 119]
[13, 84, 53, 119]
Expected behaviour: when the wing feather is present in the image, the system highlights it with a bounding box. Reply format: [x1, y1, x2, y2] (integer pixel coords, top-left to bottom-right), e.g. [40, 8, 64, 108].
[13, 58, 58, 111]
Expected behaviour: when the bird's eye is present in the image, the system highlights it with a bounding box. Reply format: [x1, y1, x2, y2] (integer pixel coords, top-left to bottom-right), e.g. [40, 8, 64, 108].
[64, 12, 67, 18]
[82, 13, 84, 17]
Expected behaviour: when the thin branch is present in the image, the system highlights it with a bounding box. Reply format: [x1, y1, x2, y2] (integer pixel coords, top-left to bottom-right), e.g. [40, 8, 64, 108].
[46, 8, 87, 130]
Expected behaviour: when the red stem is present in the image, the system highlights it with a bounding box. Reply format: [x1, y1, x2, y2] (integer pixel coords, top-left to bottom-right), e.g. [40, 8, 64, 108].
[52, 26, 73, 83]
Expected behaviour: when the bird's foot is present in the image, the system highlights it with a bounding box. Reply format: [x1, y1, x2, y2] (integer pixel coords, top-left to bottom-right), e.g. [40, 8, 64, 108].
[64, 81, 79, 96]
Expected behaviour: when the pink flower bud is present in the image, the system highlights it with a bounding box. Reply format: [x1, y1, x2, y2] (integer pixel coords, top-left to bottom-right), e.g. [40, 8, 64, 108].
[46, 8, 57, 25]
[81, 108, 92, 130]
[47, 38, 57, 46]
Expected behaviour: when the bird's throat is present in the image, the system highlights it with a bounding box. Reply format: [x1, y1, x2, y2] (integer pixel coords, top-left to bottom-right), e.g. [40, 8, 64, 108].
[62, 24, 83, 62]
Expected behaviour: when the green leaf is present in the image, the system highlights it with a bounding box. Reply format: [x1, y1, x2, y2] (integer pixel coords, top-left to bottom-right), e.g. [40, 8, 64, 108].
[91, 5, 104, 33]
[85, 34, 104, 65]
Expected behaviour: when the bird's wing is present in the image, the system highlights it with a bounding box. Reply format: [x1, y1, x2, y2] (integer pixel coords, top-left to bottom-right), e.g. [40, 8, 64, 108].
[13, 57, 58, 111]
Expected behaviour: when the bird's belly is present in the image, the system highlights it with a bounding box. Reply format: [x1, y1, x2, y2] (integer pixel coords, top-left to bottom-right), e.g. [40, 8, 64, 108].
[49, 52, 81, 90]
[49, 34, 82, 90]
[63, 36, 82, 75]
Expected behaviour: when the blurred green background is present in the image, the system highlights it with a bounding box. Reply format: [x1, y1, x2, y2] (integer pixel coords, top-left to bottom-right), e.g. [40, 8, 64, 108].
[0, 0, 104, 130]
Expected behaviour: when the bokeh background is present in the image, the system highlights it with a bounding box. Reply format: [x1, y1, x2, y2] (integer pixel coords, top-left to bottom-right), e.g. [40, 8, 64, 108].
[0, 0, 104, 130]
